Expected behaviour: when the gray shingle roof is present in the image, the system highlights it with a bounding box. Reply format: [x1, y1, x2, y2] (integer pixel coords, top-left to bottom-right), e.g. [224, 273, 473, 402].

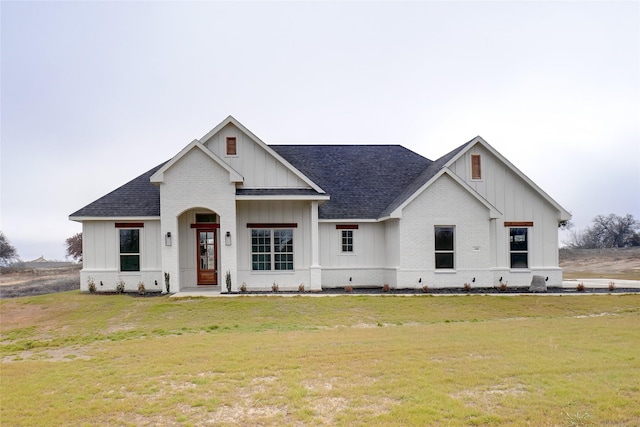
[69, 162, 166, 218]
[70, 143, 469, 220]
[271, 145, 432, 219]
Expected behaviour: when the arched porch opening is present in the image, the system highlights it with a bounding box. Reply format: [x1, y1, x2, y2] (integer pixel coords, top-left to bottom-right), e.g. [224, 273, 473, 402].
[177, 207, 221, 289]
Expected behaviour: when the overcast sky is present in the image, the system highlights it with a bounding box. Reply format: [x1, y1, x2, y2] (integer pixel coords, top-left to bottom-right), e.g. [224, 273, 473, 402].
[1, 1, 638, 261]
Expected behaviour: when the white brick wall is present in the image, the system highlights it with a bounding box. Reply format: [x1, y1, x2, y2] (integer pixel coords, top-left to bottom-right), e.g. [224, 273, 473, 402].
[159, 146, 238, 292]
[397, 173, 493, 288]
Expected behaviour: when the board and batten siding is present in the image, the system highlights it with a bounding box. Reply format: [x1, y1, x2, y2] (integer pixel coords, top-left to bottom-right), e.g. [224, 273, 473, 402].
[202, 123, 309, 189]
[318, 221, 400, 288]
[235, 200, 313, 290]
[80, 220, 162, 292]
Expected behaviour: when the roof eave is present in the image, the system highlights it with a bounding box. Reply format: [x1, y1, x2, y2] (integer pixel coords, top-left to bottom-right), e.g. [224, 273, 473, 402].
[69, 216, 161, 223]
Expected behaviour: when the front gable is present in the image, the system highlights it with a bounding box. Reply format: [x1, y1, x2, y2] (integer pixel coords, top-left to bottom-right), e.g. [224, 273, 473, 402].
[199, 116, 324, 192]
[150, 139, 243, 185]
[447, 137, 571, 222]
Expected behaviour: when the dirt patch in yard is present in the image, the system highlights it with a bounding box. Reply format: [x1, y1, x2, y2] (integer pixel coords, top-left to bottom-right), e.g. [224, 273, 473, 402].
[560, 247, 640, 279]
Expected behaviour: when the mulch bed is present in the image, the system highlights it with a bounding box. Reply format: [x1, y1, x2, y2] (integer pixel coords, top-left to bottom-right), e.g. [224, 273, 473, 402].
[229, 286, 640, 295]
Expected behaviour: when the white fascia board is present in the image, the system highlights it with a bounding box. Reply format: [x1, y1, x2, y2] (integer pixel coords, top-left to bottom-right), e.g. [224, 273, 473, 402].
[199, 116, 326, 194]
[150, 139, 244, 184]
[69, 216, 160, 223]
[388, 168, 503, 219]
[236, 195, 330, 201]
[318, 218, 380, 223]
[445, 136, 571, 221]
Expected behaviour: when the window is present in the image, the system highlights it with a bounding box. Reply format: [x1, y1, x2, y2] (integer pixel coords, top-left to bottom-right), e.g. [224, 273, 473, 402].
[435, 226, 454, 269]
[471, 154, 482, 180]
[510, 228, 528, 268]
[251, 228, 294, 271]
[341, 230, 354, 252]
[226, 137, 237, 156]
[119, 229, 140, 271]
[195, 213, 216, 223]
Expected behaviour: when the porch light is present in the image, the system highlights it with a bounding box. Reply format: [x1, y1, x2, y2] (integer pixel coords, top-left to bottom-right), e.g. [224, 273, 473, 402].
[225, 231, 231, 246]
[165, 232, 172, 246]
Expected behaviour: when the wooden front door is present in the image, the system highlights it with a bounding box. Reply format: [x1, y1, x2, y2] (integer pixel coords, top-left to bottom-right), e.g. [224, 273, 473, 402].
[197, 229, 217, 285]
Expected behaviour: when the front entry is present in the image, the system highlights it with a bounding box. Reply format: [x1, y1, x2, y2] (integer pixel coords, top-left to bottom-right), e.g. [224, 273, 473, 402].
[197, 229, 217, 285]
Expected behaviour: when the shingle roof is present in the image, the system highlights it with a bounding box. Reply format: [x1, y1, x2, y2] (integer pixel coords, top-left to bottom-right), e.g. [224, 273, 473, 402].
[379, 141, 470, 217]
[69, 162, 166, 218]
[70, 144, 468, 220]
[271, 145, 431, 219]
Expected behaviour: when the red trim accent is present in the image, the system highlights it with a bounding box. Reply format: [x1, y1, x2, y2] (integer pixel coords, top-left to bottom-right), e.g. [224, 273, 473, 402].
[336, 224, 359, 230]
[115, 222, 144, 228]
[471, 154, 482, 180]
[246, 223, 298, 228]
[505, 221, 533, 227]
[190, 223, 220, 229]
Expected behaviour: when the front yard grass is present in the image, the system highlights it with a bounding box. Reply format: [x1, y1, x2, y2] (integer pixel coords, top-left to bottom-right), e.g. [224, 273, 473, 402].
[1, 292, 639, 426]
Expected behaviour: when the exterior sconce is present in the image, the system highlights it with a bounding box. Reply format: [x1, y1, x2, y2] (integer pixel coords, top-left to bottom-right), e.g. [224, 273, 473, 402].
[165, 232, 172, 246]
[225, 231, 231, 246]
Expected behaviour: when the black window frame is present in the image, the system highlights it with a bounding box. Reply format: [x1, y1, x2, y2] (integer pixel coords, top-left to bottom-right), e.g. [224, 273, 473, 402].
[435, 226, 455, 269]
[119, 228, 140, 272]
[509, 227, 529, 268]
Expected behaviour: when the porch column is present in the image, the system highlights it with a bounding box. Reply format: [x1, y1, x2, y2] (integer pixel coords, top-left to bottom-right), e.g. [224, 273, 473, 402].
[309, 201, 322, 290]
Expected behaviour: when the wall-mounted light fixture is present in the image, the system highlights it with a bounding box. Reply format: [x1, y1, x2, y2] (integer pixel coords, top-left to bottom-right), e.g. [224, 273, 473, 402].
[165, 232, 172, 246]
[225, 231, 231, 246]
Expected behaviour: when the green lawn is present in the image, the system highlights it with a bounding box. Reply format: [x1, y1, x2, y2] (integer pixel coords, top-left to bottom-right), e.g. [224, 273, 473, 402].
[2, 292, 639, 426]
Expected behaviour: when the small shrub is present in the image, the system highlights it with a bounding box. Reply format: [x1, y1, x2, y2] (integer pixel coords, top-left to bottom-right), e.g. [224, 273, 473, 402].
[345, 285, 353, 293]
[608, 281, 616, 291]
[272, 282, 279, 292]
[463, 283, 471, 292]
[137, 281, 146, 295]
[115, 280, 125, 294]
[498, 282, 508, 292]
[240, 282, 247, 292]
[87, 277, 96, 293]
[382, 283, 390, 292]
[576, 282, 585, 292]
[298, 283, 305, 292]
[164, 272, 170, 293]
[225, 271, 232, 292]
[421, 285, 429, 293]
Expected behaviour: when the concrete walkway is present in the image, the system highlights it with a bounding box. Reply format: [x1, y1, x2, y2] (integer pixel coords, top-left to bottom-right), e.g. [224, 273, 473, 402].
[562, 278, 640, 288]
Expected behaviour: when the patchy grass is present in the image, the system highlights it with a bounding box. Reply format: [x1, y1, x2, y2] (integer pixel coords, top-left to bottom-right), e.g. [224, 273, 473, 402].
[2, 292, 639, 425]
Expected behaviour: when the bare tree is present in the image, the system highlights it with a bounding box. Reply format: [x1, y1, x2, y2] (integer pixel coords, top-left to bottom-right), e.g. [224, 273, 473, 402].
[0, 231, 19, 266]
[66, 232, 83, 262]
[565, 214, 640, 248]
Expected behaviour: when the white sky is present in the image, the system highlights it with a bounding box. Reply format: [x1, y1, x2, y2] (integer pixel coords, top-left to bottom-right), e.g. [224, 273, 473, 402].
[1, 1, 639, 261]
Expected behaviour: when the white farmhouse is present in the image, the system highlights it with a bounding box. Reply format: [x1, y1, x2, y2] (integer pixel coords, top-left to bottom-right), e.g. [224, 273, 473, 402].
[69, 116, 571, 293]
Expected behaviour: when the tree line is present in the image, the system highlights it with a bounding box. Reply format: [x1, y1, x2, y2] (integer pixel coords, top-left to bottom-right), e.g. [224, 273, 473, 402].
[564, 214, 640, 249]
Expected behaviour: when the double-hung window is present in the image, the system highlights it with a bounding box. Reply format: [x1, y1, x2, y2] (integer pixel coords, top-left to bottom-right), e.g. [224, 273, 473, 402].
[251, 228, 294, 271]
[119, 229, 140, 272]
[509, 227, 528, 268]
[435, 226, 455, 269]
